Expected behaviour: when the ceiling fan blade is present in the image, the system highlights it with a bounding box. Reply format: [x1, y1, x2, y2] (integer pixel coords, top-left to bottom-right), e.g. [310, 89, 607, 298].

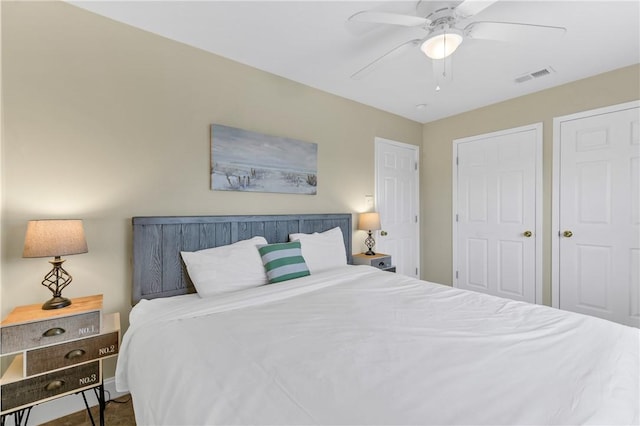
[455, 0, 498, 19]
[351, 38, 423, 80]
[348, 11, 429, 27]
[465, 21, 567, 42]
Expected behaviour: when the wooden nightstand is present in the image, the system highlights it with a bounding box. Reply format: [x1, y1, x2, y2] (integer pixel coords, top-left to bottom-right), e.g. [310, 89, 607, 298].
[352, 253, 396, 272]
[0, 295, 120, 426]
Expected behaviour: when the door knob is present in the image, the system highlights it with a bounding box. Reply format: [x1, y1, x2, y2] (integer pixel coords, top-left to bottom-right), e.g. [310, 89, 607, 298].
[380, 230, 388, 236]
[563, 230, 573, 238]
[523, 231, 532, 238]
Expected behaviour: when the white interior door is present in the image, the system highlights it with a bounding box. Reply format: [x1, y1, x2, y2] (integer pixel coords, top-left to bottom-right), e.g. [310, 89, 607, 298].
[453, 124, 542, 303]
[553, 101, 639, 327]
[375, 138, 420, 278]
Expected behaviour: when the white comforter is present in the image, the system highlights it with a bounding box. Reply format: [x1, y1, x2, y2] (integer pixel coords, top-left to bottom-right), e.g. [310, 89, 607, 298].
[116, 266, 639, 425]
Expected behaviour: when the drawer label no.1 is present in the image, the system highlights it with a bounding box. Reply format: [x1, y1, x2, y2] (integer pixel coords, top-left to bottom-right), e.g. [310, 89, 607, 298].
[78, 325, 96, 336]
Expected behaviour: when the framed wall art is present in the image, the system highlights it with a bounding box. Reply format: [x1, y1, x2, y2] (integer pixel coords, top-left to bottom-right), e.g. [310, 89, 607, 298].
[211, 124, 318, 195]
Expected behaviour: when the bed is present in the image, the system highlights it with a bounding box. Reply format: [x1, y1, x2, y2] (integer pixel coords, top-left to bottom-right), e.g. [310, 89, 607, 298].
[117, 214, 639, 425]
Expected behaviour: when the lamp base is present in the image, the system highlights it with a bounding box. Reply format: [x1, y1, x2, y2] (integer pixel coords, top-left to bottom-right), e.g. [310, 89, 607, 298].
[40, 257, 73, 310]
[364, 231, 376, 256]
[42, 296, 72, 310]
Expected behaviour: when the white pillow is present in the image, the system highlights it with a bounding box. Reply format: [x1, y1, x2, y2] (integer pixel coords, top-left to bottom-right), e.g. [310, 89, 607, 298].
[289, 227, 347, 273]
[180, 236, 268, 297]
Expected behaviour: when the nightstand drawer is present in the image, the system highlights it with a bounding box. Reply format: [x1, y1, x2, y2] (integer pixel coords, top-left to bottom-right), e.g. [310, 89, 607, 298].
[1, 360, 100, 412]
[26, 331, 119, 376]
[353, 253, 392, 269]
[372, 256, 392, 269]
[1, 311, 101, 355]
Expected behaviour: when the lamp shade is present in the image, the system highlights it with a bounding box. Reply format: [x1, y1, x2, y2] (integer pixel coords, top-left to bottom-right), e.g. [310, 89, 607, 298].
[358, 212, 381, 231]
[23, 219, 88, 258]
[420, 29, 463, 59]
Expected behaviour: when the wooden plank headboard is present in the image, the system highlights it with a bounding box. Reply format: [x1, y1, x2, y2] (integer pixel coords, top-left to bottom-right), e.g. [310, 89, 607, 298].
[132, 213, 353, 304]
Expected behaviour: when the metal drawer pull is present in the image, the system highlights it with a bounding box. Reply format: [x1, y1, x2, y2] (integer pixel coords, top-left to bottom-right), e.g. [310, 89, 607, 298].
[378, 261, 386, 267]
[45, 380, 64, 391]
[43, 327, 65, 337]
[65, 349, 86, 360]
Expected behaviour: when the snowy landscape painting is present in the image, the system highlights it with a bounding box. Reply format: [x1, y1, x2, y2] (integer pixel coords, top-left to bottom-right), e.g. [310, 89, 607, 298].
[211, 124, 318, 195]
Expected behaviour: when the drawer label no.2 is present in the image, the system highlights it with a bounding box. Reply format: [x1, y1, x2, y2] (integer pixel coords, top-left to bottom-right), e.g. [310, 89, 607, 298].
[98, 344, 117, 356]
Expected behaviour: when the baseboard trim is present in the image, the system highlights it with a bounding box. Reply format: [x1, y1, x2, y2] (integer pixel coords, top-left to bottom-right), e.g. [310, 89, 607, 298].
[3, 377, 128, 425]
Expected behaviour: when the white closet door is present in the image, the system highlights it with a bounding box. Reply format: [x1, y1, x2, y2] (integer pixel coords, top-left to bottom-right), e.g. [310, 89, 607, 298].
[454, 124, 541, 303]
[556, 104, 639, 327]
[375, 138, 420, 278]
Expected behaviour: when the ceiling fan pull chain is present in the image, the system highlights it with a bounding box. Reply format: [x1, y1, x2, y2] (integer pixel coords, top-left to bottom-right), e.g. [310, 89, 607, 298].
[442, 32, 448, 78]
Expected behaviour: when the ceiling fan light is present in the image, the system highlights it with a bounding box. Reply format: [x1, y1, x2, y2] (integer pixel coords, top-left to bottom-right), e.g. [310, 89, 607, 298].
[421, 30, 463, 59]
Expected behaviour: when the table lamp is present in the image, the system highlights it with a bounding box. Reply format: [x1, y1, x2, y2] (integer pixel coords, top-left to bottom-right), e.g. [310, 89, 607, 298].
[23, 219, 88, 310]
[358, 212, 381, 255]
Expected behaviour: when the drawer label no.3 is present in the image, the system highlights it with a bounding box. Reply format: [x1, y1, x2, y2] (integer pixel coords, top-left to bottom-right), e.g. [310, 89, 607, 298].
[79, 373, 98, 386]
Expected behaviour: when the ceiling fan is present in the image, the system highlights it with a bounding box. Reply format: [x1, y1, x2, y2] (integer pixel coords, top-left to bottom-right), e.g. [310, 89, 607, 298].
[348, 0, 566, 80]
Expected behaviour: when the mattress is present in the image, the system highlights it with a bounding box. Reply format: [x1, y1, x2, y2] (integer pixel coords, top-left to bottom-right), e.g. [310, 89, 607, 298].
[116, 265, 639, 425]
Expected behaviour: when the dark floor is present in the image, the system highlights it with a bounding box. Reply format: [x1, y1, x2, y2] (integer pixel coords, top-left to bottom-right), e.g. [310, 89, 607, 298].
[41, 395, 135, 426]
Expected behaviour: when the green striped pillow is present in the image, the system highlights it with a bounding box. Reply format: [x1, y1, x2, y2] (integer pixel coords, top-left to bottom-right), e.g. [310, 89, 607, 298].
[258, 241, 310, 283]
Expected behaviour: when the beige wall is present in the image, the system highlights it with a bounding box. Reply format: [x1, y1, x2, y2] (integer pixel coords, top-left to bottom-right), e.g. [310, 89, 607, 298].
[422, 64, 640, 305]
[0, 1, 421, 377]
[2, 0, 639, 382]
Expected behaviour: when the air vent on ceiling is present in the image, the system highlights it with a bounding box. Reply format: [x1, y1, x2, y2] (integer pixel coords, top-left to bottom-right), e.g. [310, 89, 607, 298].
[514, 67, 555, 84]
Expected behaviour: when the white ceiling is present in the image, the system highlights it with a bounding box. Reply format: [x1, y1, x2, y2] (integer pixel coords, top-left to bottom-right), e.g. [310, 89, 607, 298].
[69, 0, 640, 123]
